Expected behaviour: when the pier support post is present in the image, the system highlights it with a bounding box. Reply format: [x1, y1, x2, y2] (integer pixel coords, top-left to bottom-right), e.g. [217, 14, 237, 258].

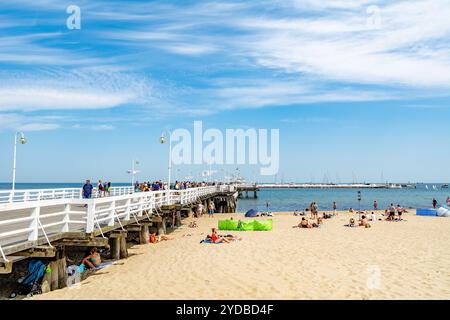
[110, 237, 120, 260]
[120, 236, 128, 259]
[139, 223, 150, 244]
[175, 210, 181, 227]
[57, 248, 67, 289]
[157, 216, 167, 235]
[50, 260, 59, 291]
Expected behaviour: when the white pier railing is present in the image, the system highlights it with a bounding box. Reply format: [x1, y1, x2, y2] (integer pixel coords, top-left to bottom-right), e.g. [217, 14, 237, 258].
[0, 185, 235, 261]
[0, 186, 134, 204]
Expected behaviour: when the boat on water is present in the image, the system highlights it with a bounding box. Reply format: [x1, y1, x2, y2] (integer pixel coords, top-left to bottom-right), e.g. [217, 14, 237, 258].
[442, 184, 449, 189]
[387, 183, 402, 189]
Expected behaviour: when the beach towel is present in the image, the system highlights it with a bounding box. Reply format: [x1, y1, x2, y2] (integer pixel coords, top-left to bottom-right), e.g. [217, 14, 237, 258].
[94, 261, 113, 270]
[200, 239, 224, 244]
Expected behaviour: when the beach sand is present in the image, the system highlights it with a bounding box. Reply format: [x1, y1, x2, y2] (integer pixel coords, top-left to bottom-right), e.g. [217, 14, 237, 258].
[31, 210, 450, 300]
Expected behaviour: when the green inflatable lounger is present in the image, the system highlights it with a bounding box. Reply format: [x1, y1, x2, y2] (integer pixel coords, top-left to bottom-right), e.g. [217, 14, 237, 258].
[218, 219, 272, 231]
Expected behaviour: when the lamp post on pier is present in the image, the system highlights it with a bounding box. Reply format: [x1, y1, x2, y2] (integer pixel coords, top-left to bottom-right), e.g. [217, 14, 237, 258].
[127, 159, 140, 189]
[160, 130, 172, 190]
[12, 132, 27, 194]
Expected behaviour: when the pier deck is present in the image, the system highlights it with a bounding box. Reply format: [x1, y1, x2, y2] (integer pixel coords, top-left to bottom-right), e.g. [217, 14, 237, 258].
[0, 185, 236, 273]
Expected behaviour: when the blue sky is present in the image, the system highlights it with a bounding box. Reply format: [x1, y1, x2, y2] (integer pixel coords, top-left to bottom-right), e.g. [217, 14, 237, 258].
[0, 0, 449, 183]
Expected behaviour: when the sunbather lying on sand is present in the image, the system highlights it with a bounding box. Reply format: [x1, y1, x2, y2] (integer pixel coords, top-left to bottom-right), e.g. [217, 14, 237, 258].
[149, 232, 172, 244]
[208, 228, 230, 243]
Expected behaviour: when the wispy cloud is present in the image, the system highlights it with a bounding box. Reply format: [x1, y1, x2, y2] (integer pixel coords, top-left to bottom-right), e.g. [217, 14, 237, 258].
[0, 113, 61, 132]
[1, 0, 450, 123]
[0, 70, 154, 112]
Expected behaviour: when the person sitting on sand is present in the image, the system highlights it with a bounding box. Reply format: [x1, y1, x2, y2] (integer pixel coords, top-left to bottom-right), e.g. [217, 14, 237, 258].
[299, 217, 312, 228]
[149, 231, 171, 244]
[82, 247, 102, 269]
[312, 217, 323, 228]
[359, 215, 371, 227]
[189, 221, 198, 228]
[349, 208, 354, 213]
[210, 228, 230, 243]
[346, 218, 356, 227]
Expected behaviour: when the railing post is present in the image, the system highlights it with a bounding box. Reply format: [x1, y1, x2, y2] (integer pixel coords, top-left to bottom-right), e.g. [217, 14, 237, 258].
[125, 198, 131, 221]
[108, 200, 116, 226]
[28, 206, 40, 241]
[138, 196, 144, 217]
[61, 203, 70, 232]
[86, 201, 95, 233]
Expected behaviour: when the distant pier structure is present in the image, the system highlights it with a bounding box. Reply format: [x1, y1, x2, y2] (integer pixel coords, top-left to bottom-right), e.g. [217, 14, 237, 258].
[236, 183, 260, 199]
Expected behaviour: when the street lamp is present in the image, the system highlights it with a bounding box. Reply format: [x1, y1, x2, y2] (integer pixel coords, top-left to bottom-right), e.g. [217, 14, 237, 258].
[160, 130, 172, 189]
[126, 159, 140, 189]
[12, 132, 27, 193]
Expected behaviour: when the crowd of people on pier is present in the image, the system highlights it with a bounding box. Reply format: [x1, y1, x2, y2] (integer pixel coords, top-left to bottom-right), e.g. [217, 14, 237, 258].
[133, 180, 217, 192]
[80, 179, 219, 199]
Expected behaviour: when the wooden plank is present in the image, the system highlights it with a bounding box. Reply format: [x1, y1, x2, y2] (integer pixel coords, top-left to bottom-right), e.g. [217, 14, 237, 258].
[109, 230, 128, 238]
[125, 226, 141, 232]
[10, 246, 56, 258]
[0, 260, 13, 274]
[55, 237, 108, 247]
[152, 216, 162, 222]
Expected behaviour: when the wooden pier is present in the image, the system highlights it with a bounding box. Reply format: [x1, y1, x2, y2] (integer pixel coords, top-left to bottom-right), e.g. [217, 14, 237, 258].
[0, 185, 238, 294]
[236, 184, 259, 199]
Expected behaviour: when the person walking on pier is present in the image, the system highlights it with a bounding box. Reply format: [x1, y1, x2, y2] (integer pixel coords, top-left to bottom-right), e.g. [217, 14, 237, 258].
[82, 180, 93, 199]
[208, 201, 215, 217]
[97, 180, 105, 197]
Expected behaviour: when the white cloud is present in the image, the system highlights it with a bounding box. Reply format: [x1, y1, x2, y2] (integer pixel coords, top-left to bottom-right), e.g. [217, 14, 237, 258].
[0, 70, 153, 112]
[0, 113, 60, 132]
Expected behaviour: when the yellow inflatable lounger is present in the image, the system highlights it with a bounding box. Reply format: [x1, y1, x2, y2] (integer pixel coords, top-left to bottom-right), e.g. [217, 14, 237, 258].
[218, 219, 272, 231]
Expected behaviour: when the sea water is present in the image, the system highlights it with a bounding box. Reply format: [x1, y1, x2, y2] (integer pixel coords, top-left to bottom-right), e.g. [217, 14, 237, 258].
[236, 184, 449, 212]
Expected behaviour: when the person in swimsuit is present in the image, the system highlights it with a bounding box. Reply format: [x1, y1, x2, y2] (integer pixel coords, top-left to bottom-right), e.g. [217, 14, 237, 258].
[333, 201, 337, 215]
[388, 204, 396, 221]
[149, 231, 171, 244]
[359, 215, 370, 227]
[210, 228, 230, 243]
[299, 217, 312, 228]
[82, 247, 102, 269]
[347, 218, 356, 227]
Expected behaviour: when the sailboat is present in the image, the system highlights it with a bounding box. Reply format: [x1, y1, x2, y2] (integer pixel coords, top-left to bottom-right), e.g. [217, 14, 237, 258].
[425, 185, 429, 190]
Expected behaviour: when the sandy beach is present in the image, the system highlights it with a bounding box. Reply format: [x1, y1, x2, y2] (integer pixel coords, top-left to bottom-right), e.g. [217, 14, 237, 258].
[31, 210, 450, 300]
